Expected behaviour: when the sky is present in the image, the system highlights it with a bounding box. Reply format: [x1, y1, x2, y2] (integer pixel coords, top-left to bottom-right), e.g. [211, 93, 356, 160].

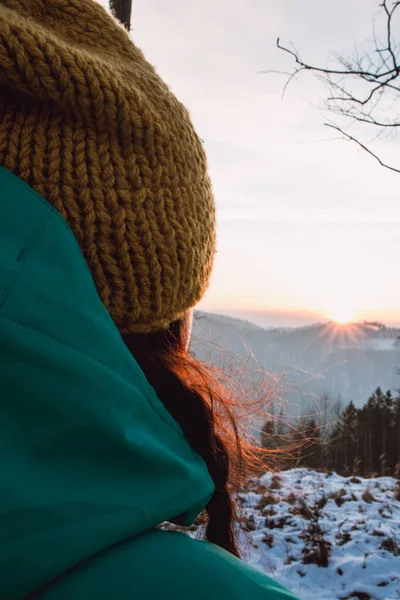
[100, 0, 400, 328]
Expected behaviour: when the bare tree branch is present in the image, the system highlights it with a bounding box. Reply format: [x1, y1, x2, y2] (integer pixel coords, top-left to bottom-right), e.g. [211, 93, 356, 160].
[276, 36, 397, 80]
[382, 0, 400, 69]
[273, 0, 400, 173]
[324, 123, 400, 174]
[333, 111, 400, 128]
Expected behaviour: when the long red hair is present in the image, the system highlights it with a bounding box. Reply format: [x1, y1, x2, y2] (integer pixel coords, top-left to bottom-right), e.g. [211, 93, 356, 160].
[123, 317, 265, 557]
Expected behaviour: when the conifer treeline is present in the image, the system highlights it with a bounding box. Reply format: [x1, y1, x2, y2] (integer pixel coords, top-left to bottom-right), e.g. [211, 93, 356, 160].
[261, 388, 400, 476]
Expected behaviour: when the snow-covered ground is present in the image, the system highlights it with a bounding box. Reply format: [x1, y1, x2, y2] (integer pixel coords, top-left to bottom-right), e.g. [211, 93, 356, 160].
[240, 469, 400, 600]
[164, 469, 400, 599]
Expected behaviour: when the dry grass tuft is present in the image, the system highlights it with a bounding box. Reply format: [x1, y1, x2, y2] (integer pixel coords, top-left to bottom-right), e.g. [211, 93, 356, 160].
[361, 488, 376, 504]
[269, 475, 283, 491]
[257, 494, 279, 511]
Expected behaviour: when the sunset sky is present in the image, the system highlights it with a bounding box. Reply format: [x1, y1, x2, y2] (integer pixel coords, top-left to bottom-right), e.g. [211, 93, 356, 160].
[101, 0, 400, 328]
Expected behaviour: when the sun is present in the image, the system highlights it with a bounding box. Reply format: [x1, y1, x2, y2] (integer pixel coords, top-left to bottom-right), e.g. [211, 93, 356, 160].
[330, 306, 356, 324]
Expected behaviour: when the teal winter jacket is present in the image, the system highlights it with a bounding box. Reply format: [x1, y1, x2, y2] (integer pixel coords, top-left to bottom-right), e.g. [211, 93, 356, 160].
[0, 166, 298, 599]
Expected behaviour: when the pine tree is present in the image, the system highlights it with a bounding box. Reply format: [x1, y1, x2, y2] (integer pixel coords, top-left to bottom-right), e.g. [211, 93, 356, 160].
[394, 394, 400, 466]
[328, 401, 358, 474]
[341, 401, 358, 472]
[261, 419, 276, 449]
[295, 416, 324, 469]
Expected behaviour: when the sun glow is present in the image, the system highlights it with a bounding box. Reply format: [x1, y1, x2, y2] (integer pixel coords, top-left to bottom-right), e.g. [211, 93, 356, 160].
[330, 306, 356, 325]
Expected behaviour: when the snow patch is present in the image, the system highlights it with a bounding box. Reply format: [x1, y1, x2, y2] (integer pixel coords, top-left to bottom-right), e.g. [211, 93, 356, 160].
[163, 469, 400, 599]
[240, 469, 400, 599]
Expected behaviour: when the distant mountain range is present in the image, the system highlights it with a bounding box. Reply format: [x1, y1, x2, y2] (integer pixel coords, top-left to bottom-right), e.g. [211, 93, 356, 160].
[191, 311, 400, 416]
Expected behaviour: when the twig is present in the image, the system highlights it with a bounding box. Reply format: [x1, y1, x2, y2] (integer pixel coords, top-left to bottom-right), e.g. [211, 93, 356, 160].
[273, 1, 400, 173]
[277, 37, 397, 80]
[324, 123, 400, 173]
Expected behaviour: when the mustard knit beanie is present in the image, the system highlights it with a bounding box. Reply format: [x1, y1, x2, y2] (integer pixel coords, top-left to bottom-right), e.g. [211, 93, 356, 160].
[0, 0, 216, 333]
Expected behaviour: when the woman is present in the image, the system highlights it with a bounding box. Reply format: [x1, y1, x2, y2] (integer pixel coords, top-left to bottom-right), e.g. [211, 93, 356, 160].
[0, 1, 299, 598]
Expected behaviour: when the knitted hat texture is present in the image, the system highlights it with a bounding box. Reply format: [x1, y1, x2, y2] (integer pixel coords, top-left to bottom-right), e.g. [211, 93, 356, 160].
[0, 0, 216, 333]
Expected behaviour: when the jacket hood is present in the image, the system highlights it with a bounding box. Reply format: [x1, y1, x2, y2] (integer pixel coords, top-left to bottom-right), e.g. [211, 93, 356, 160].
[0, 167, 214, 599]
